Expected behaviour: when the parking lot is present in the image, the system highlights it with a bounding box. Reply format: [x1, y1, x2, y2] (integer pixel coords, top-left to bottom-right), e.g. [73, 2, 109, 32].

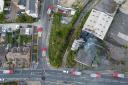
[104, 10, 128, 71]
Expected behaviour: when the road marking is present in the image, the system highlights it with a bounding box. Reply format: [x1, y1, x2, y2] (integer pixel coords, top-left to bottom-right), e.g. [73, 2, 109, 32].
[120, 81, 128, 84]
[118, 32, 128, 41]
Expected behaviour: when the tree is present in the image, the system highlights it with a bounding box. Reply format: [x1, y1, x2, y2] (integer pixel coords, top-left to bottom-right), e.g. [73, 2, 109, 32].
[0, 12, 5, 22]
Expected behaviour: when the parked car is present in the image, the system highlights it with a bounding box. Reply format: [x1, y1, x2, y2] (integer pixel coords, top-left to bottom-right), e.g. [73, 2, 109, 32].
[112, 72, 125, 78]
[63, 70, 69, 74]
[90, 73, 101, 78]
[38, 26, 43, 37]
[42, 48, 47, 57]
[71, 71, 81, 76]
[3, 70, 14, 74]
[70, 69, 81, 76]
[0, 70, 3, 74]
[0, 78, 4, 81]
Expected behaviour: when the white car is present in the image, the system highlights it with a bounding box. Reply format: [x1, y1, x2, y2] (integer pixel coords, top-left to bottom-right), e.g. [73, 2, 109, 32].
[63, 70, 69, 74]
[0, 78, 4, 81]
[71, 71, 81, 76]
[90, 73, 101, 78]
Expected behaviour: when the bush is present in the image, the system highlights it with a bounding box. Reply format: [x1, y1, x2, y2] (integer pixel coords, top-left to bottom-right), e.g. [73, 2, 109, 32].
[16, 14, 36, 23]
[49, 12, 81, 67]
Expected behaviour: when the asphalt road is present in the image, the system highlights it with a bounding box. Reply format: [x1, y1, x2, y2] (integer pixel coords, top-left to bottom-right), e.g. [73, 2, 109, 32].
[0, 69, 128, 85]
[1, 0, 128, 85]
[44, 70, 128, 85]
[36, 0, 56, 70]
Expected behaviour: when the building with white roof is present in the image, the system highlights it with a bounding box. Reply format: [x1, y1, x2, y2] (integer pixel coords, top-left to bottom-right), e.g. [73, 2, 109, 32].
[82, 9, 113, 40]
[0, 0, 4, 13]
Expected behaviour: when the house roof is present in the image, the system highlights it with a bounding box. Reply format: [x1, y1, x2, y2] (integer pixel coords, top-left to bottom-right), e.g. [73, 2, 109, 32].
[25, 0, 38, 17]
[0, 46, 7, 63]
[59, 0, 76, 8]
[29, 0, 36, 13]
[18, 0, 26, 6]
[95, 0, 117, 14]
[76, 36, 108, 66]
[82, 9, 113, 40]
[0, 0, 4, 12]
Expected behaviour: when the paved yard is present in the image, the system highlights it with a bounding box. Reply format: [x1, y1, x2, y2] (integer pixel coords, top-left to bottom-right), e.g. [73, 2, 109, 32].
[104, 10, 128, 71]
[105, 10, 128, 46]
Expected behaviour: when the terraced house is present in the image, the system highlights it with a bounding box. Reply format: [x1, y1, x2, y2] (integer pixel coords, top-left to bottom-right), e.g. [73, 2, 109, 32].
[12, 0, 39, 18]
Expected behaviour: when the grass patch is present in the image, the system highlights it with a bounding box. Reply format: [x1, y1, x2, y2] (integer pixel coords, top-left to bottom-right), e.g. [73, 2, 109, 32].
[16, 14, 37, 23]
[49, 11, 81, 67]
[66, 11, 91, 67]
[6, 29, 32, 47]
[0, 12, 6, 23]
[2, 82, 18, 85]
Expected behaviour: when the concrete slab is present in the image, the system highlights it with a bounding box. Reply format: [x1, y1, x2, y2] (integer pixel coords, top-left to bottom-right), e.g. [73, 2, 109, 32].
[27, 81, 41, 85]
[117, 32, 128, 42]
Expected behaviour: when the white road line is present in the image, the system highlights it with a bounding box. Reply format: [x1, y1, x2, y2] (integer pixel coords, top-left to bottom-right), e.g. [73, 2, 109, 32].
[118, 32, 128, 41]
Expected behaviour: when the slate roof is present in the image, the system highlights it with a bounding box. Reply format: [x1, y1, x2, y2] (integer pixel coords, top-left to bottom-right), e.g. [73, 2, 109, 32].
[18, 0, 26, 6]
[76, 32, 108, 66]
[29, 0, 36, 13]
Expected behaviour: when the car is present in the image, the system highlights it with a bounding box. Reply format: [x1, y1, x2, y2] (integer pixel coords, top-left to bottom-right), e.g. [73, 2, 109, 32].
[112, 72, 125, 78]
[0, 78, 4, 81]
[90, 73, 101, 78]
[63, 70, 69, 74]
[42, 48, 47, 57]
[47, 5, 54, 15]
[71, 71, 81, 76]
[70, 69, 81, 76]
[38, 26, 43, 37]
[3, 70, 14, 74]
[0, 70, 3, 74]
[41, 76, 45, 80]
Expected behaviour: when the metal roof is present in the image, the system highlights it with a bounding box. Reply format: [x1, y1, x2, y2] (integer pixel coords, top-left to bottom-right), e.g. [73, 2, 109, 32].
[29, 0, 36, 13]
[82, 9, 113, 40]
[18, 0, 26, 6]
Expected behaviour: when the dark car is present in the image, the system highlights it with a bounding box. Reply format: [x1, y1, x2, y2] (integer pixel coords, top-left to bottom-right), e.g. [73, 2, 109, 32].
[41, 76, 45, 80]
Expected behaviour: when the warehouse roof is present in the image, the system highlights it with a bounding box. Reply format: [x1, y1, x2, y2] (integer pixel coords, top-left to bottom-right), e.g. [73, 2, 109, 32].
[82, 9, 113, 40]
